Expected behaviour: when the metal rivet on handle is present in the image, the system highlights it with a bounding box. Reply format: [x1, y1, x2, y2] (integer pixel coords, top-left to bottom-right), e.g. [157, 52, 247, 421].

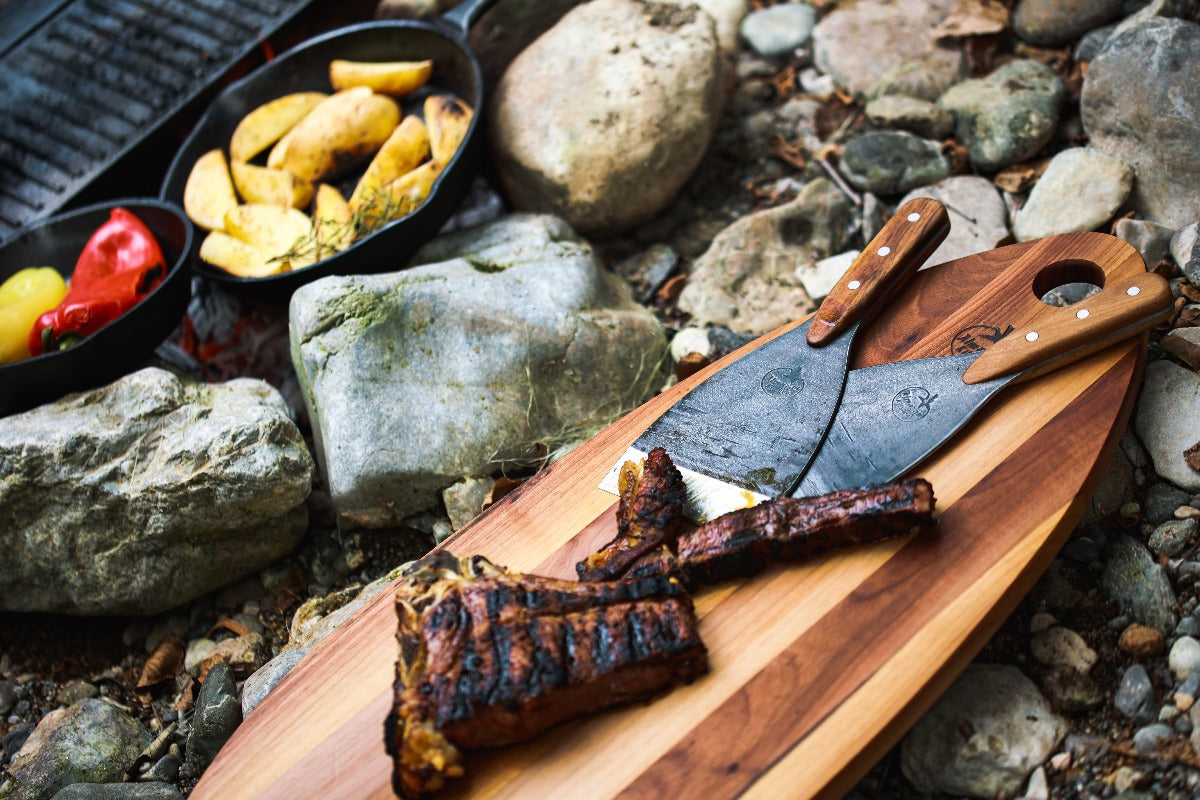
[907, 212, 921, 222]
[1127, 286, 1141, 296]
[848, 280, 861, 290]
[878, 246, 891, 256]
[1025, 331, 1039, 342]
[1076, 309, 1090, 319]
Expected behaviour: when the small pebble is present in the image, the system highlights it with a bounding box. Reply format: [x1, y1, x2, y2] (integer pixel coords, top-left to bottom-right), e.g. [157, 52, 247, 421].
[670, 327, 713, 362]
[1148, 519, 1198, 558]
[0, 680, 15, 716]
[1048, 751, 1072, 770]
[1169, 636, 1200, 681]
[1159, 703, 1181, 722]
[1023, 765, 1049, 800]
[1110, 765, 1146, 792]
[1132, 722, 1174, 752]
[1031, 626, 1098, 673]
[1030, 611, 1059, 634]
[1114, 664, 1157, 723]
[1177, 506, 1200, 521]
[1175, 672, 1200, 711]
[1119, 623, 1166, 659]
[739, 3, 818, 57]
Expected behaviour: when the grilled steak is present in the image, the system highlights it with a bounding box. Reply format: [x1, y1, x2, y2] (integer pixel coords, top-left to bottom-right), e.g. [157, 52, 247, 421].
[576, 446, 687, 582]
[387, 551, 708, 798]
[679, 479, 936, 586]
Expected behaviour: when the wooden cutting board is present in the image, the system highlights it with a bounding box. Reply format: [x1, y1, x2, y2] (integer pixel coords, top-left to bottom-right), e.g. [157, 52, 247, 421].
[192, 232, 1149, 800]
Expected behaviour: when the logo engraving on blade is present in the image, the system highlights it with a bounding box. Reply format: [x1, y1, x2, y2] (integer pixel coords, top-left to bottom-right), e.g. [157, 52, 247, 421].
[761, 366, 805, 397]
[892, 387, 938, 421]
[951, 324, 1015, 354]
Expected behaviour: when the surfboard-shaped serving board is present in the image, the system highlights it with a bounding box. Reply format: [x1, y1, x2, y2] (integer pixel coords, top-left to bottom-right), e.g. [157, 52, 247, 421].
[192, 231, 1149, 800]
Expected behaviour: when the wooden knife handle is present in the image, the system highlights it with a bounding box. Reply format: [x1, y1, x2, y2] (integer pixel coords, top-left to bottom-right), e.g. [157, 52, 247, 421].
[806, 196, 951, 346]
[962, 273, 1173, 384]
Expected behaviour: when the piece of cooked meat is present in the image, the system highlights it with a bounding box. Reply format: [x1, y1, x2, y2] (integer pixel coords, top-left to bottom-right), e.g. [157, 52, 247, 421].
[386, 551, 708, 799]
[576, 446, 688, 582]
[678, 479, 936, 586]
[622, 545, 686, 583]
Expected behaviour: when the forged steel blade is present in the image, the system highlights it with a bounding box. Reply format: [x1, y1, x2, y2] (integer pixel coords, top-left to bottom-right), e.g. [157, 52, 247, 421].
[792, 353, 1013, 497]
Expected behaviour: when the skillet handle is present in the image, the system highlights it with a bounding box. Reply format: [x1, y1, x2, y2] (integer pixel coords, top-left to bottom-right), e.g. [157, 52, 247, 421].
[806, 196, 950, 347]
[441, 0, 502, 35]
[962, 272, 1173, 385]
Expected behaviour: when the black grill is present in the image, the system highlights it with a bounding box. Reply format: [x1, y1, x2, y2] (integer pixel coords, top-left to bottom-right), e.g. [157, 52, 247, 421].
[0, 0, 321, 241]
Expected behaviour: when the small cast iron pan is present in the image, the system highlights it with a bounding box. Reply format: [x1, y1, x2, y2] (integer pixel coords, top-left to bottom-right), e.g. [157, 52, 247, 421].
[0, 199, 193, 414]
[160, 0, 499, 299]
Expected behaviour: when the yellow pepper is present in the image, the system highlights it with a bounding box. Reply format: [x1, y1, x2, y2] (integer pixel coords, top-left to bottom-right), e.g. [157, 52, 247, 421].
[0, 267, 68, 364]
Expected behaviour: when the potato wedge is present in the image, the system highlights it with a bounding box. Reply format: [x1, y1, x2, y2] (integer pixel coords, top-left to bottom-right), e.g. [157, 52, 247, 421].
[358, 160, 444, 229]
[424, 95, 473, 165]
[329, 59, 433, 97]
[350, 116, 430, 211]
[231, 161, 314, 209]
[224, 204, 314, 267]
[313, 183, 354, 255]
[199, 231, 281, 278]
[229, 91, 327, 163]
[266, 126, 297, 171]
[276, 87, 402, 182]
[183, 149, 238, 232]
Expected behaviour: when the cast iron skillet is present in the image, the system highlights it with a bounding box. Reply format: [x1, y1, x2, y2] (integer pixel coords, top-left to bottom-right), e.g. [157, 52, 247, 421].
[160, 0, 500, 299]
[0, 199, 193, 414]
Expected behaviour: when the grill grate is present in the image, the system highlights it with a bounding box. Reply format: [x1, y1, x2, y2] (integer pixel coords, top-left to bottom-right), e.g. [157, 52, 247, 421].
[0, 0, 317, 240]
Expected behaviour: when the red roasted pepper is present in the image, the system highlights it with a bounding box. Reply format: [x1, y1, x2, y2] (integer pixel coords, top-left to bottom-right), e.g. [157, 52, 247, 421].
[28, 208, 167, 354]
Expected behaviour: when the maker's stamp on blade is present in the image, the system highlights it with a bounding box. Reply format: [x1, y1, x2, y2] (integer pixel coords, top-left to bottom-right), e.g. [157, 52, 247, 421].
[760, 366, 805, 397]
[891, 386, 938, 421]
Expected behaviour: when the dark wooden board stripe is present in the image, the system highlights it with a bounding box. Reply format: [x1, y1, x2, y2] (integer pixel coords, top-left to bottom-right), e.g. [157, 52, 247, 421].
[190, 233, 1149, 800]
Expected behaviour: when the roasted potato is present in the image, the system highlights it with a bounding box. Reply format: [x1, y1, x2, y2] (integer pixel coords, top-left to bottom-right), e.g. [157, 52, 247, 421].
[229, 91, 328, 163]
[329, 59, 433, 97]
[274, 87, 401, 182]
[424, 95, 473, 165]
[350, 116, 430, 211]
[313, 183, 355, 255]
[183, 149, 239, 232]
[199, 232, 281, 278]
[230, 161, 314, 209]
[359, 160, 444, 229]
[224, 204, 314, 268]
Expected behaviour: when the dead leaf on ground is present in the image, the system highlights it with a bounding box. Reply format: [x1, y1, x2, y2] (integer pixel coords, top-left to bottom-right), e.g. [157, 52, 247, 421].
[174, 679, 196, 712]
[993, 158, 1050, 193]
[1177, 305, 1200, 328]
[656, 273, 687, 306]
[772, 63, 799, 99]
[208, 617, 253, 639]
[815, 91, 860, 141]
[483, 476, 524, 510]
[136, 635, 183, 690]
[1182, 282, 1200, 303]
[942, 139, 971, 174]
[933, 0, 1009, 39]
[1187, 442, 1200, 474]
[964, 35, 1007, 75]
[768, 133, 808, 170]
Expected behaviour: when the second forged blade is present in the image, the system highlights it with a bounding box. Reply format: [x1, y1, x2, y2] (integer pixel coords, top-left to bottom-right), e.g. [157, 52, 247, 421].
[792, 353, 1016, 497]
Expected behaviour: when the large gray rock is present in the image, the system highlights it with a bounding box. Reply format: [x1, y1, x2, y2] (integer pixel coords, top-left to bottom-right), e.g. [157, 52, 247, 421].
[901, 664, 1066, 798]
[676, 178, 858, 333]
[488, 0, 723, 234]
[939, 59, 1064, 172]
[290, 214, 667, 529]
[471, 0, 586, 91]
[1012, 0, 1123, 46]
[812, 0, 967, 99]
[0, 369, 312, 615]
[1081, 19, 1200, 229]
[1102, 533, 1179, 633]
[900, 176, 1010, 268]
[0, 700, 148, 800]
[1013, 147, 1133, 241]
[1136, 360, 1200, 492]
